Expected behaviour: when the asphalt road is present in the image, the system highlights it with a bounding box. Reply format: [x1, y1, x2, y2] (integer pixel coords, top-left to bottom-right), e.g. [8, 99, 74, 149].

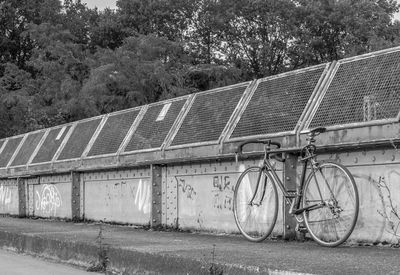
[0, 249, 101, 275]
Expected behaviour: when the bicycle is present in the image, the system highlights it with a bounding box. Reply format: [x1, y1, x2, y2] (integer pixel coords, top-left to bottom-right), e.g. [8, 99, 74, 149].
[233, 127, 359, 247]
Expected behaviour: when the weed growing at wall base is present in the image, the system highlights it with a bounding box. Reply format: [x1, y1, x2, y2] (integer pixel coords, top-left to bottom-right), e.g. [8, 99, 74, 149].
[208, 244, 224, 275]
[87, 223, 110, 272]
[376, 176, 400, 246]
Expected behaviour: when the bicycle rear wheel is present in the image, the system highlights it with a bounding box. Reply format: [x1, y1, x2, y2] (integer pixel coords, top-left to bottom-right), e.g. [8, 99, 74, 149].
[233, 166, 278, 242]
[302, 161, 359, 247]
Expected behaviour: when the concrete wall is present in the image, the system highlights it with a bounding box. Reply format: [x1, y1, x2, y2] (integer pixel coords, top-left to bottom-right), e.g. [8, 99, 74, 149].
[2, 149, 400, 244]
[20, 167, 153, 225]
[83, 168, 151, 225]
[164, 159, 284, 235]
[317, 149, 400, 244]
[160, 148, 400, 244]
[29, 174, 72, 218]
[0, 179, 19, 215]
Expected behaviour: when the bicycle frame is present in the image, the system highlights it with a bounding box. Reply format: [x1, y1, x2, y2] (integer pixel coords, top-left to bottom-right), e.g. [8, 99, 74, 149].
[234, 127, 358, 246]
[261, 148, 326, 216]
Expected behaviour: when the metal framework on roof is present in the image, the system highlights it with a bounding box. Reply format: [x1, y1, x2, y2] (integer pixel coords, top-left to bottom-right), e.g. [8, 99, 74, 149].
[2, 46, 400, 177]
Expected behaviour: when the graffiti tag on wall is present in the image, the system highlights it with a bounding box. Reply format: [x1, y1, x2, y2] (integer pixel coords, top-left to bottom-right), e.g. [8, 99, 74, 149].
[0, 185, 12, 207]
[212, 176, 234, 211]
[134, 179, 150, 214]
[35, 184, 62, 216]
[174, 175, 234, 211]
[176, 177, 197, 199]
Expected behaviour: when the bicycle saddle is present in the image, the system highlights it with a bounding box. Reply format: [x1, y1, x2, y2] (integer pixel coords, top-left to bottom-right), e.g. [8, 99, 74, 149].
[309, 127, 327, 135]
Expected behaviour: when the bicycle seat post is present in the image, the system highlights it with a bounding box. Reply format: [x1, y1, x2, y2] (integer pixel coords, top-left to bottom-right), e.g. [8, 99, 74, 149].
[263, 142, 270, 161]
[306, 132, 316, 145]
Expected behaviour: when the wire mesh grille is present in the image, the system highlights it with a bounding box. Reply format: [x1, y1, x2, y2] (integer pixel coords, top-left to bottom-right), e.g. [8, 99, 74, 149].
[125, 99, 186, 152]
[11, 131, 45, 166]
[87, 109, 139, 157]
[0, 137, 23, 167]
[231, 67, 326, 138]
[170, 85, 248, 146]
[57, 118, 102, 160]
[310, 51, 400, 128]
[31, 126, 71, 164]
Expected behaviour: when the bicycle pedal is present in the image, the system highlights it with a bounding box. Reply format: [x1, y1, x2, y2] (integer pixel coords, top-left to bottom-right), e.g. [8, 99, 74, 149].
[295, 223, 308, 233]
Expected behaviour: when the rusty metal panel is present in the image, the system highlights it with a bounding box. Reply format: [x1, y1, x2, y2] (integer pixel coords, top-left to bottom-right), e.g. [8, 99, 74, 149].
[169, 83, 249, 147]
[309, 48, 400, 129]
[230, 65, 327, 140]
[161, 165, 168, 225]
[40, 174, 71, 184]
[57, 117, 102, 161]
[10, 131, 45, 167]
[0, 179, 19, 215]
[71, 172, 81, 220]
[151, 165, 162, 227]
[283, 153, 298, 240]
[87, 109, 140, 157]
[25, 177, 39, 217]
[165, 167, 178, 228]
[124, 98, 187, 152]
[0, 137, 23, 168]
[80, 173, 85, 218]
[298, 123, 400, 149]
[166, 159, 284, 234]
[83, 167, 151, 224]
[25, 178, 39, 185]
[27, 183, 34, 216]
[18, 178, 26, 217]
[31, 125, 71, 164]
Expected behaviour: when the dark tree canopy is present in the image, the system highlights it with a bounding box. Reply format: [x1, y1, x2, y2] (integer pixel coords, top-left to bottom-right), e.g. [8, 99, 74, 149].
[0, 0, 399, 137]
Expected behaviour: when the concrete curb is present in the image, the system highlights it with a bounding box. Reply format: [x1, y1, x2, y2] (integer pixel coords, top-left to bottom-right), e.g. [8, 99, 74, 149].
[0, 229, 298, 275]
[4, 217, 399, 274]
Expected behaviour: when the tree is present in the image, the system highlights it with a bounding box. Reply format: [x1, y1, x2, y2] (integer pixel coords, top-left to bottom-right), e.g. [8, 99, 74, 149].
[184, 0, 225, 65]
[89, 8, 128, 50]
[0, 63, 35, 137]
[217, 0, 298, 78]
[25, 22, 96, 127]
[116, 0, 195, 41]
[62, 0, 99, 46]
[0, 0, 62, 69]
[1, 0, 400, 138]
[83, 34, 190, 113]
[290, 0, 400, 67]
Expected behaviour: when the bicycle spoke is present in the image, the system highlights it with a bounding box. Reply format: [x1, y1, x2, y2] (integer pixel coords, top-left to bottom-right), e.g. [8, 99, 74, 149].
[303, 162, 359, 247]
[233, 166, 278, 242]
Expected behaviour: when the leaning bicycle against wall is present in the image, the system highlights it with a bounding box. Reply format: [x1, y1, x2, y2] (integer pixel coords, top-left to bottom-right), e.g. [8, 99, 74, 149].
[233, 127, 359, 247]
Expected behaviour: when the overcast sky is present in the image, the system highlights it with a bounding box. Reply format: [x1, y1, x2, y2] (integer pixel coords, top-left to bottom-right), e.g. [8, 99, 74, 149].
[82, 0, 116, 10]
[81, 0, 400, 20]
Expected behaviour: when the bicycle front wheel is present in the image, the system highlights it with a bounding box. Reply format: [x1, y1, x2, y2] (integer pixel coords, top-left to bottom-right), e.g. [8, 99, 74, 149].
[302, 161, 359, 247]
[233, 166, 278, 242]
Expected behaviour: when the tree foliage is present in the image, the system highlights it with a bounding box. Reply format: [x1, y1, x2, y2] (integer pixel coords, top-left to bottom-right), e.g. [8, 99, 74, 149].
[0, 0, 399, 137]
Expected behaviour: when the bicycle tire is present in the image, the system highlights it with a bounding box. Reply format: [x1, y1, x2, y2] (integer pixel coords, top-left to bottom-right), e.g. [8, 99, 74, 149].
[302, 161, 359, 247]
[233, 166, 278, 242]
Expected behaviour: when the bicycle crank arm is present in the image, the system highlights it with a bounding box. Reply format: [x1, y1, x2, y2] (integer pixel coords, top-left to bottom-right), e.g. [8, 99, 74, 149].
[292, 203, 324, 215]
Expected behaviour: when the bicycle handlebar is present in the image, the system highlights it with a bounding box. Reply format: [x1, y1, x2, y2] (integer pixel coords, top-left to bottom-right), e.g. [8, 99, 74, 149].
[235, 139, 284, 162]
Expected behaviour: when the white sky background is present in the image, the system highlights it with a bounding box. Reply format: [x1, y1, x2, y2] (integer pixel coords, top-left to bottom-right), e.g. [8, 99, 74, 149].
[82, 0, 116, 10]
[81, 0, 400, 20]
